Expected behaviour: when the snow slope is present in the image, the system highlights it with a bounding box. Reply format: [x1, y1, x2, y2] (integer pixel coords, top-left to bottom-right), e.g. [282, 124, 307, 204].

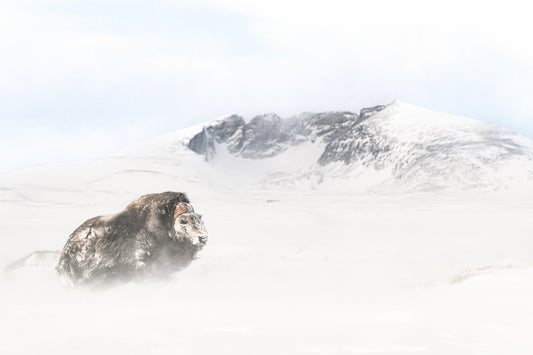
[1, 102, 533, 354]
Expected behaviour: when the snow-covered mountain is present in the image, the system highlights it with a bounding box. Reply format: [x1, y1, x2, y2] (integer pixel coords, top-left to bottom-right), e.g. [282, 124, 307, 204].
[146, 101, 533, 192]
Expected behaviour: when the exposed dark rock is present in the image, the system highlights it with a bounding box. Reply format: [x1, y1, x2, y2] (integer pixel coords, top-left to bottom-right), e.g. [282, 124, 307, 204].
[187, 114, 245, 160]
[318, 124, 392, 166]
[304, 112, 358, 144]
[358, 105, 386, 122]
[210, 114, 246, 141]
[187, 127, 214, 159]
[234, 113, 291, 158]
[56, 192, 208, 287]
[186, 105, 387, 163]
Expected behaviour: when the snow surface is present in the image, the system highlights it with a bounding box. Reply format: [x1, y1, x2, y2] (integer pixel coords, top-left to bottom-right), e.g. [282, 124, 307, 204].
[1, 102, 533, 354]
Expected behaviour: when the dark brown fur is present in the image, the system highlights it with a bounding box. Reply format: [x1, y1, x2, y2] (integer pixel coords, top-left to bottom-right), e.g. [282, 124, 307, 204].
[56, 192, 207, 286]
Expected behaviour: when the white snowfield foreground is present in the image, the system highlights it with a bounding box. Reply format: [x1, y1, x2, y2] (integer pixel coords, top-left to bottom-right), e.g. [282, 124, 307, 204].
[1, 102, 533, 354]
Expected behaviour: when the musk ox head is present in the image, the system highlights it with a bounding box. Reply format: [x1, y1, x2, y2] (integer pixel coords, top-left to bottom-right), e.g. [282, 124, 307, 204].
[172, 202, 208, 248]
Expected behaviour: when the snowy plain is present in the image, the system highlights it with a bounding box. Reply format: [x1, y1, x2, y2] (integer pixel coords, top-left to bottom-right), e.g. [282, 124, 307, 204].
[1, 104, 533, 354]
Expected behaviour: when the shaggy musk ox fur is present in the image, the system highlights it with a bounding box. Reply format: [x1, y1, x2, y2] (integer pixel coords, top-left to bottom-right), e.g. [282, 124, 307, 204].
[56, 192, 207, 286]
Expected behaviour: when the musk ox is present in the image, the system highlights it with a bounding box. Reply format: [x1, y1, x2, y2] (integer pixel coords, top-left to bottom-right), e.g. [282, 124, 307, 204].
[56, 192, 207, 286]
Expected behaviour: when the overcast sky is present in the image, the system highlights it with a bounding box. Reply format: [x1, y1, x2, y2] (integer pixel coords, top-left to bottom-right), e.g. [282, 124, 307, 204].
[1, 0, 532, 172]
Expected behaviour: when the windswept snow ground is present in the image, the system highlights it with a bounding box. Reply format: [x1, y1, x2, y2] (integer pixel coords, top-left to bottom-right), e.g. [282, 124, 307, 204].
[1, 178, 533, 354]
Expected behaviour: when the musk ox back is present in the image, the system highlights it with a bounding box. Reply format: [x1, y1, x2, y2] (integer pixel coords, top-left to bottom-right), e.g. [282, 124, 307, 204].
[56, 192, 207, 286]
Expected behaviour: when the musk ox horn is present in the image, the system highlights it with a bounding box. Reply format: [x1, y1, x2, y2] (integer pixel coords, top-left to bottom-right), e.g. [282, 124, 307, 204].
[173, 202, 194, 219]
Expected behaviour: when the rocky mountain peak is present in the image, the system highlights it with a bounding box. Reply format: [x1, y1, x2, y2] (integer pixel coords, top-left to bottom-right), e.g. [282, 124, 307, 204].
[187, 105, 387, 161]
[184, 102, 533, 191]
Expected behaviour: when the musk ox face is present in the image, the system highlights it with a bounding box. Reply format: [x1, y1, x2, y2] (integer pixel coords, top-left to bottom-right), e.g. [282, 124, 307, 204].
[172, 202, 208, 248]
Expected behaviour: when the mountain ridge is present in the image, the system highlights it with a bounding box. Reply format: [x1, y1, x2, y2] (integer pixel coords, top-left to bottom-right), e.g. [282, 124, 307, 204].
[177, 101, 533, 191]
